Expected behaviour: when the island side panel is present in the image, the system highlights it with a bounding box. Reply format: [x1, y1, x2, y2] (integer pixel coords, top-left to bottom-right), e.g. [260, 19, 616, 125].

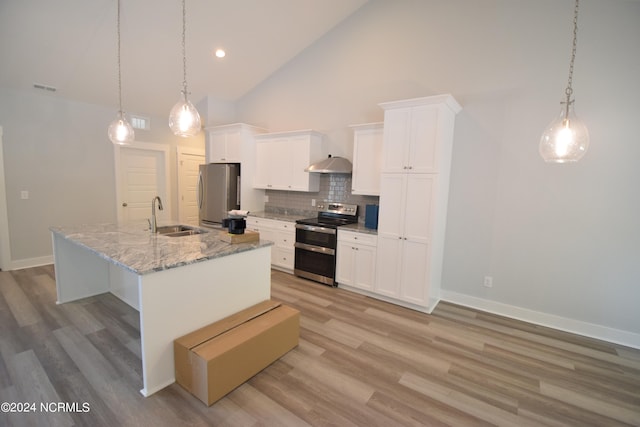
[51, 232, 110, 304]
[108, 262, 140, 311]
[137, 245, 272, 397]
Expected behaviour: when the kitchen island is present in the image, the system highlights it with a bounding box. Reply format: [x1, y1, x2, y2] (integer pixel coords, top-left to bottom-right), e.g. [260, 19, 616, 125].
[50, 222, 272, 397]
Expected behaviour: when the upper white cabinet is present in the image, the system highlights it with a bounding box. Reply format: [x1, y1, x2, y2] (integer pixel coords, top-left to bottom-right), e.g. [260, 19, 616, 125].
[374, 95, 461, 313]
[206, 123, 266, 164]
[208, 128, 241, 162]
[204, 123, 267, 213]
[379, 95, 461, 174]
[254, 130, 325, 192]
[350, 123, 383, 196]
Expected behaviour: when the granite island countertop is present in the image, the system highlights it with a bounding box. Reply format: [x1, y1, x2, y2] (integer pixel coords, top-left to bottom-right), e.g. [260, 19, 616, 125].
[50, 222, 273, 275]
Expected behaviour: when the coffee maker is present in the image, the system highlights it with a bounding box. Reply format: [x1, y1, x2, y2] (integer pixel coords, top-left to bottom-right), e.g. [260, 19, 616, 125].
[222, 217, 246, 234]
[222, 210, 249, 234]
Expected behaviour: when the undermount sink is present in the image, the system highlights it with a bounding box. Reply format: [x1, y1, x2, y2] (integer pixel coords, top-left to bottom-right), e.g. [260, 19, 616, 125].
[156, 225, 208, 237]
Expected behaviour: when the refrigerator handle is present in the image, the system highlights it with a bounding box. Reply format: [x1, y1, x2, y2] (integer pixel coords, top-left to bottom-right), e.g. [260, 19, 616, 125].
[236, 175, 241, 206]
[197, 170, 204, 209]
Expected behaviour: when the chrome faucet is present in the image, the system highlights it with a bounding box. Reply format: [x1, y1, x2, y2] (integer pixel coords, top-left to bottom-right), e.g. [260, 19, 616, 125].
[150, 196, 163, 233]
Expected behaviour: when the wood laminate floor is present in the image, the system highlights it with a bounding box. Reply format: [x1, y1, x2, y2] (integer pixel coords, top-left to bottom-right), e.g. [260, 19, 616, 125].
[0, 266, 639, 426]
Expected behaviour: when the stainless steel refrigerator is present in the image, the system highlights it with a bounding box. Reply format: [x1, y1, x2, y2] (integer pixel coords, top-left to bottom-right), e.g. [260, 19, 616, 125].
[198, 163, 240, 227]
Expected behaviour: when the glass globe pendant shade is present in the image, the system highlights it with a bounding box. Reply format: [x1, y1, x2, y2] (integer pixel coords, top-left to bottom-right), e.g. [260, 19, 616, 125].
[168, 93, 201, 137]
[108, 112, 135, 145]
[539, 101, 589, 163]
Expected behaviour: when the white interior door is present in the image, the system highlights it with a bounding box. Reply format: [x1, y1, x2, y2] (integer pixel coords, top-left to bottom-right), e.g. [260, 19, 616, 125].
[177, 147, 205, 225]
[115, 142, 170, 225]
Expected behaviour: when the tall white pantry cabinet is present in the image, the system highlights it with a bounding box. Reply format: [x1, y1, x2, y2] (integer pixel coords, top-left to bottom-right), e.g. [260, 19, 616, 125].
[375, 95, 461, 313]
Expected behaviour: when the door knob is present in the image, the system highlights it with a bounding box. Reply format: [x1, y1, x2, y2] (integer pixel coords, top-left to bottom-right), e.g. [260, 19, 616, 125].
[122, 202, 128, 207]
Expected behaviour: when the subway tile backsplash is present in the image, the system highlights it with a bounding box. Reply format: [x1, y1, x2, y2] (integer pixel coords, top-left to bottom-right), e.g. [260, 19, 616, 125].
[265, 174, 379, 221]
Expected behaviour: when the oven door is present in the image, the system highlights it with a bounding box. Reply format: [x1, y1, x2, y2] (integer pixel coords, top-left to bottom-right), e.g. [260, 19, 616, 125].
[294, 243, 336, 286]
[295, 224, 337, 248]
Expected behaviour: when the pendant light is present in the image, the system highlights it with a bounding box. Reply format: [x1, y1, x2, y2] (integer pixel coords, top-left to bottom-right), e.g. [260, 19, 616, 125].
[108, 0, 134, 145]
[168, 0, 202, 137]
[539, 0, 589, 163]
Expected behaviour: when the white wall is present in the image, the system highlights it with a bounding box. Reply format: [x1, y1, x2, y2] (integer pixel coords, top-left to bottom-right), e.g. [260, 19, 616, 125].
[197, 96, 237, 127]
[0, 87, 204, 267]
[236, 0, 640, 345]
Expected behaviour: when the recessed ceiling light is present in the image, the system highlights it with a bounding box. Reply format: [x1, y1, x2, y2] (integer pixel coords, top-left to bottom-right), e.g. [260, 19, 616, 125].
[215, 49, 226, 58]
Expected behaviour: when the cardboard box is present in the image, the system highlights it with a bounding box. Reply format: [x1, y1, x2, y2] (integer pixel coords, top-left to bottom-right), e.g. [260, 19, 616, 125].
[174, 300, 300, 405]
[220, 230, 260, 244]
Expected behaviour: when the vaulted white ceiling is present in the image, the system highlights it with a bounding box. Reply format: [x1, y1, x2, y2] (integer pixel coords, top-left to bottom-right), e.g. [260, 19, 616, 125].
[0, 0, 368, 117]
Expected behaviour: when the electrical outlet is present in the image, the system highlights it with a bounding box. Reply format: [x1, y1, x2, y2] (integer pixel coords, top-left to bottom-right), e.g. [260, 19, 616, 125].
[264, 195, 269, 203]
[21, 190, 29, 200]
[311, 199, 316, 207]
[483, 276, 493, 288]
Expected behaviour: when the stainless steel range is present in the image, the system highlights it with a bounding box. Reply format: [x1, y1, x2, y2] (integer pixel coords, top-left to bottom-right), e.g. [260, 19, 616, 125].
[294, 202, 358, 286]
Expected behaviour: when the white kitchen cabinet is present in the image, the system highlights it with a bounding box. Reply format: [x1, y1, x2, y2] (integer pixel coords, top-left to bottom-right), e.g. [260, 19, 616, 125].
[206, 123, 266, 163]
[375, 234, 430, 306]
[254, 130, 325, 192]
[379, 95, 460, 174]
[246, 217, 295, 272]
[205, 123, 267, 214]
[373, 94, 461, 313]
[271, 220, 295, 271]
[254, 141, 270, 190]
[375, 174, 434, 306]
[377, 174, 434, 243]
[336, 230, 377, 291]
[350, 123, 383, 196]
[208, 128, 242, 162]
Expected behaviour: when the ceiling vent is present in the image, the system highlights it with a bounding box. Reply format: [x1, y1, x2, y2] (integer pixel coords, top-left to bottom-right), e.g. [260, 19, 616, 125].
[131, 115, 150, 130]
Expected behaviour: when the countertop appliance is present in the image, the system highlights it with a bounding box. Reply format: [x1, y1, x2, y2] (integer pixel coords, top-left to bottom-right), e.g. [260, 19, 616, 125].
[294, 202, 358, 286]
[365, 204, 379, 230]
[198, 163, 240, 227]
[222, 217, 246, 234]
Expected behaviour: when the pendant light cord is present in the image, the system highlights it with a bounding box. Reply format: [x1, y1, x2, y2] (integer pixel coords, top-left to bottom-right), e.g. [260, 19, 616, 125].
[181, 0, 189, 97]
[563, 0, 580, 111]
[116, 0, 123, 116]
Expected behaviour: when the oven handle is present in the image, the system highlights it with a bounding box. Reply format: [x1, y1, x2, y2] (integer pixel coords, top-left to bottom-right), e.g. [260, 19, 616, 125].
[295, 223, 336, 235]
[295, 242, 335, 256]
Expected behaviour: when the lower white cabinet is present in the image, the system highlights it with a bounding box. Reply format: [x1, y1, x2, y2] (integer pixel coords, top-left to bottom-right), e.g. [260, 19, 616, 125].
[373, 172, 440, 311]
[336, 230, 377, 291]
[374, 235, 430, 306]
[246, 217, 295, 272]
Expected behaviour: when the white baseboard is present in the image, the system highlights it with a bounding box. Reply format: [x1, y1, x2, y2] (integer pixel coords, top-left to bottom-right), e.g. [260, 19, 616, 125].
[338, 283, 437, 314]
[440, 290, 640, 350]
[10, 255, 54, 271]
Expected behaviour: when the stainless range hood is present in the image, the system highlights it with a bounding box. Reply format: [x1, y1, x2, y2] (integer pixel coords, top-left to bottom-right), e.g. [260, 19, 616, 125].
[305, 155, 352, 174]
